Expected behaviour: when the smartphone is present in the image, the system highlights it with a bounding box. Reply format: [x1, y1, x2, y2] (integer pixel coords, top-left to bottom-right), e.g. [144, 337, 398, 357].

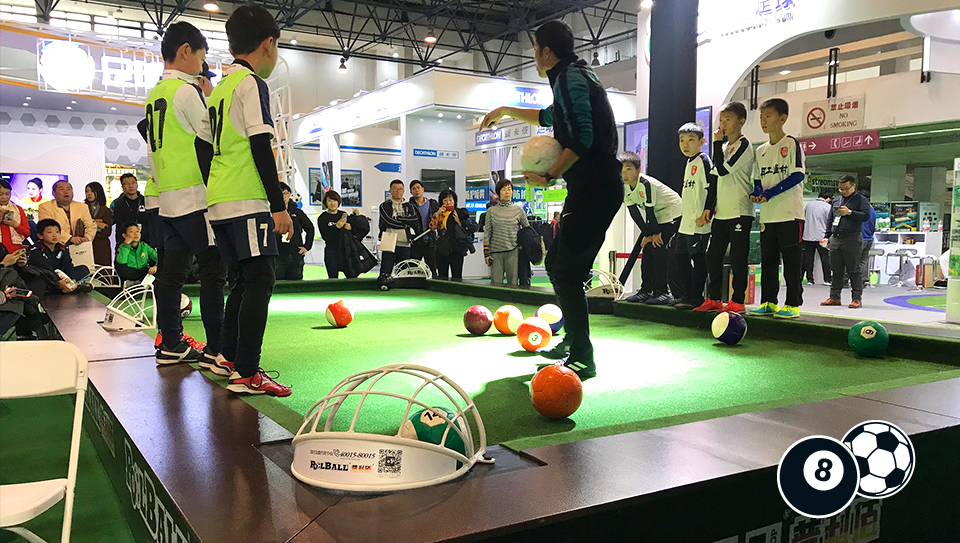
[7, 288, 32, 298]
[444, 205, 455, 212]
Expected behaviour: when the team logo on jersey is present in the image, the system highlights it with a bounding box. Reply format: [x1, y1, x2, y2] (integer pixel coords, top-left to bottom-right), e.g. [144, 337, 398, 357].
[780, 147, 788, 158]
[691, 165, 698, 175]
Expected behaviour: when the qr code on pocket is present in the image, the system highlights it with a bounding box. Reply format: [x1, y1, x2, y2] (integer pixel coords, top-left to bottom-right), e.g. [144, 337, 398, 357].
[378, 448, 402, 477]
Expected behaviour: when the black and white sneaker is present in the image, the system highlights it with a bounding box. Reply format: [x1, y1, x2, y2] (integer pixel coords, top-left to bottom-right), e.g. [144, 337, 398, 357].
[539, 336, 572, 360]
[156, 340, 203, 365]
[561, 357, 596, 381]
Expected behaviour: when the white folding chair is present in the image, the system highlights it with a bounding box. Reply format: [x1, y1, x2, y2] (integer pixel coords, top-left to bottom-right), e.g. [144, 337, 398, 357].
[0, 341, 89, 543]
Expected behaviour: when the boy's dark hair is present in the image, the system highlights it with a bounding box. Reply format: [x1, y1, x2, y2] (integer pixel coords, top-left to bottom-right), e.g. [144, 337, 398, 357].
[438, 189, 458, 206]
[26, 177, 42, 190]
[760, 98, 789, 116]
[278, 182, 292, 193]
[119, 173, 137, 183]
[495, 179, 513, 198]
[124, 223, 141, 233]
[818, 189, 834, 199]
[324, 190, 342, 205]
[534, 21, 575, 59]
[160, 21, 209, 62]
[409, 179, 423, 190]
[389, 179, 404, 188]
[36, 218, 60, 234]
[619, 151, 642, 169]
[678, 122, 704, 139]
[839, 175, 857, 186]
[0, 179, 10, 191]
[720, 101, 748, 120]
[226, 5, 281, 56]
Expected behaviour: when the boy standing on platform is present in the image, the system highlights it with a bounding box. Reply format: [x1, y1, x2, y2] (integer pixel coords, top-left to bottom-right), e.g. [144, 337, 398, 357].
[619, 152, 682, 305]
[146, 22, 228, 367]
[673, 123, 716, 310]
[207, 5, 292, 396]
[749, 98, 806, 319]
[695, 102, 756, 314]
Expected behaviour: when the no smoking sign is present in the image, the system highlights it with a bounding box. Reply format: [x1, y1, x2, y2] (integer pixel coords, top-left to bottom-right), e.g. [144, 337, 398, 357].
[807, 107, 826, 130]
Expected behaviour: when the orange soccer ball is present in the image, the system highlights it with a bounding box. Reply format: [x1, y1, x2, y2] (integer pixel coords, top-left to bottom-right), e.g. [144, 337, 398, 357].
[530, 364, 583, 419]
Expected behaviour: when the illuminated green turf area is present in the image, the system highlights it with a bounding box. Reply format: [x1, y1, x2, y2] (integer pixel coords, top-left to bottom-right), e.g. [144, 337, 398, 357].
[172, 290, 960, 451]
[905, 295, 947, 310]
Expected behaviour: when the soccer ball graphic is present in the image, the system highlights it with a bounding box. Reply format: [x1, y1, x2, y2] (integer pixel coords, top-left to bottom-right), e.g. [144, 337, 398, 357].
[842, 421, 915, 498]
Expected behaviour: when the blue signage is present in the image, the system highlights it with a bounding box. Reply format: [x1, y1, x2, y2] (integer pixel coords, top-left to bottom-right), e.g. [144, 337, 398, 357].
[413, 148, 438, 158]
[476, 129, 503, 146]
[494, 85, 552, 108]
[511, 186, 526, 202]
[465, 187, 488, 202]
[465, 201, 487, 212]
[374, 162, 401, 173]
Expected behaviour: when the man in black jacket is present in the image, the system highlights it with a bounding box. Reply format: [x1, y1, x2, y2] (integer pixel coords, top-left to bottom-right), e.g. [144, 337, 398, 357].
[480, 21, 621, 380]
[110, 173, 146, 247]
[408, 180, 440, 277]
[821, 175, 871, 309]
[275, 183, 314, 280]
[378, 180, 420, 278]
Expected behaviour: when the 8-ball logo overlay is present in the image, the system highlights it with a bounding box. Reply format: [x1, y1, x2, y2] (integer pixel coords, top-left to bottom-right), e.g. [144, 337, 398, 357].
[778, 436, 860, 518]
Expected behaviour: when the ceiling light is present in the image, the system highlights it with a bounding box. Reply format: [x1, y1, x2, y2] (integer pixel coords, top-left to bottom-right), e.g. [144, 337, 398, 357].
[392, 50, 399, 58]
[22, 103, 28, 106]
[640, 0, 653, 9]
[111, 106, 117, 110]
[66, 106, 72, 110]
[779, 70, 791, 75]
[438, 113, 443, 118]
[424, 28, 437, 44]
[436, 58, 443, 64]
[456, 115, 462, 119]
[71, 100, 77, 104]
[591, 51, 600, 67]
[290, 38, 298, 45]
[25, 96, 31, 100]
[338, 58, 347, 73]
[203, 1, 219, 12]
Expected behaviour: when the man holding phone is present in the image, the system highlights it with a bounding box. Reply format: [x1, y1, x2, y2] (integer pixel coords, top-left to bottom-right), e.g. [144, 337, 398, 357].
[0, 243, 44, 339]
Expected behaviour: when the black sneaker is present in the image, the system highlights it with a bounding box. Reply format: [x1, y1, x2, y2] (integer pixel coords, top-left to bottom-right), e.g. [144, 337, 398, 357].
[156, 340, 203, 365]
[561, 357, 596, 381]
[199, 346, 219, 365]
[539, 336, 572, 360]
[674, 299, 697, 310]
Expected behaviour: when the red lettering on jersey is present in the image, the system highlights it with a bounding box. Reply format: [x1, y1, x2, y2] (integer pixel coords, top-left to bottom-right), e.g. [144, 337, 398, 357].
[691, 165, 698, 175]
[780, 147, 788, 158]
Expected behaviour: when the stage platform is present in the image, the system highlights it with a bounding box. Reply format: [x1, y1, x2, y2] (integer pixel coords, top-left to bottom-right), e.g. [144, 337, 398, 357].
[40, 286, 960, 543]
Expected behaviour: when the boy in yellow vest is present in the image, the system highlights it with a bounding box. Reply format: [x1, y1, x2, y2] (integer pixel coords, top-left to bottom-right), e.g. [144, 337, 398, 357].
[145, 21, 228, 369]
[207, 5, 292, 396]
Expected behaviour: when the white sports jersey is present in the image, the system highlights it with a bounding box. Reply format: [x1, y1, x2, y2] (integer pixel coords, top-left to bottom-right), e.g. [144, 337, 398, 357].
[753, 134, 805, 224]
[712, 136, 756, 220]
[624, 174, 682, 225]
[679, 153, 713, 235]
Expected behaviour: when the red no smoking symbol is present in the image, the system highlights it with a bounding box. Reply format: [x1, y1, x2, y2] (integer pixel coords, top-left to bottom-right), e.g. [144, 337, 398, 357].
[807, 107, 826, 130]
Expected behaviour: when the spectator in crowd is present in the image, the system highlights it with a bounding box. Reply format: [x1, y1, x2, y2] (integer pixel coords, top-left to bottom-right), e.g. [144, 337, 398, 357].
[431, 189, 477, 280]
[27, 219, 89, 293]
[19, 177, 49, 220]
[115, 224, 158, 284]
[319, 190, 373, 278]
[276, 182, 314, 280]
[0, 245, 44, 340]
[802, 189, 833, 285]
[0, 179, 30, 255]
[409, 180, 440, 277]
[821, 175, 870, 309]
[483, 180, 529, 286]
[858, 190, 876, 289]
[110, 173, 146, 248]
[378, 180, 420, 280]
[38, 180, 95, 247]
[84, 182, 113, 266]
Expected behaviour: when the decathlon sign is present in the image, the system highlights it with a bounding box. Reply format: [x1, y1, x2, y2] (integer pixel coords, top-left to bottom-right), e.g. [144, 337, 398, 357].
[492, 85, 553, 108]
[37, 38, 166, 99]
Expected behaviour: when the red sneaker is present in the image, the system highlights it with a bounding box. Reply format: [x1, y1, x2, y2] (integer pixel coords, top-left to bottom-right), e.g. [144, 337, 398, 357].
[227, 369, 292, 397]
[155, 331, 206, 351]
[692, 299, 724, 312]
[722, 301, 746, 314]
[199, 354, 234, 377]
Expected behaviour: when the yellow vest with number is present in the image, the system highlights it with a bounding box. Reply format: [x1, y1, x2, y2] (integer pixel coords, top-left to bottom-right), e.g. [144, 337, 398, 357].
[207, 68, 268, 206]
[144, 79, 203, 192]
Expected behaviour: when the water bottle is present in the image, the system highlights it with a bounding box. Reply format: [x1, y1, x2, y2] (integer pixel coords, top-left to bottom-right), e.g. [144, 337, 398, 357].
[922, 218, 930, 231]
[938, 220, 943, 232]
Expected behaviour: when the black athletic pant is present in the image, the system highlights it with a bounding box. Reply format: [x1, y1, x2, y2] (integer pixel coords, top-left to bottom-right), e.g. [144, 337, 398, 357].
[379, 246, 411, 277]
[801, 240, 831, 283]
[155, 246, 226, 353]
[222, 255, 275, 378]
[674, 233, 710, 305]
[275, 253, 304, 280]
[410, 239, 437, 277]
[518, 252, 532, 286]
[636, 219, 679, 295]
[436, 252, 465, 279]
[759, 219, 804, 307]
[706, 216, 753, 303]
[829, 232, 864, 302]
[545, 158, 622, 362]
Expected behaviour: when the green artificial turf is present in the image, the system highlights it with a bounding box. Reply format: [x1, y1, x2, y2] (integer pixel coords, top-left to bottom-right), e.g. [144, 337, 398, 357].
[906, 295, 947, 310]
[172, 290, 960, 452]
[0, 396, 135, 543]
[301, 263, 554, 286]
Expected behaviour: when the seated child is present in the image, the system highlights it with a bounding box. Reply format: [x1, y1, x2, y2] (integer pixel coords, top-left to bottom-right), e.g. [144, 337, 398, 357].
[115, 223, 158, 283]
[28, 219, 90, 293]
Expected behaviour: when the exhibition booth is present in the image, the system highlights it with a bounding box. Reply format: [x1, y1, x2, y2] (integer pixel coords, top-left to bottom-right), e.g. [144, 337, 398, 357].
[289, 68, 636, 279]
